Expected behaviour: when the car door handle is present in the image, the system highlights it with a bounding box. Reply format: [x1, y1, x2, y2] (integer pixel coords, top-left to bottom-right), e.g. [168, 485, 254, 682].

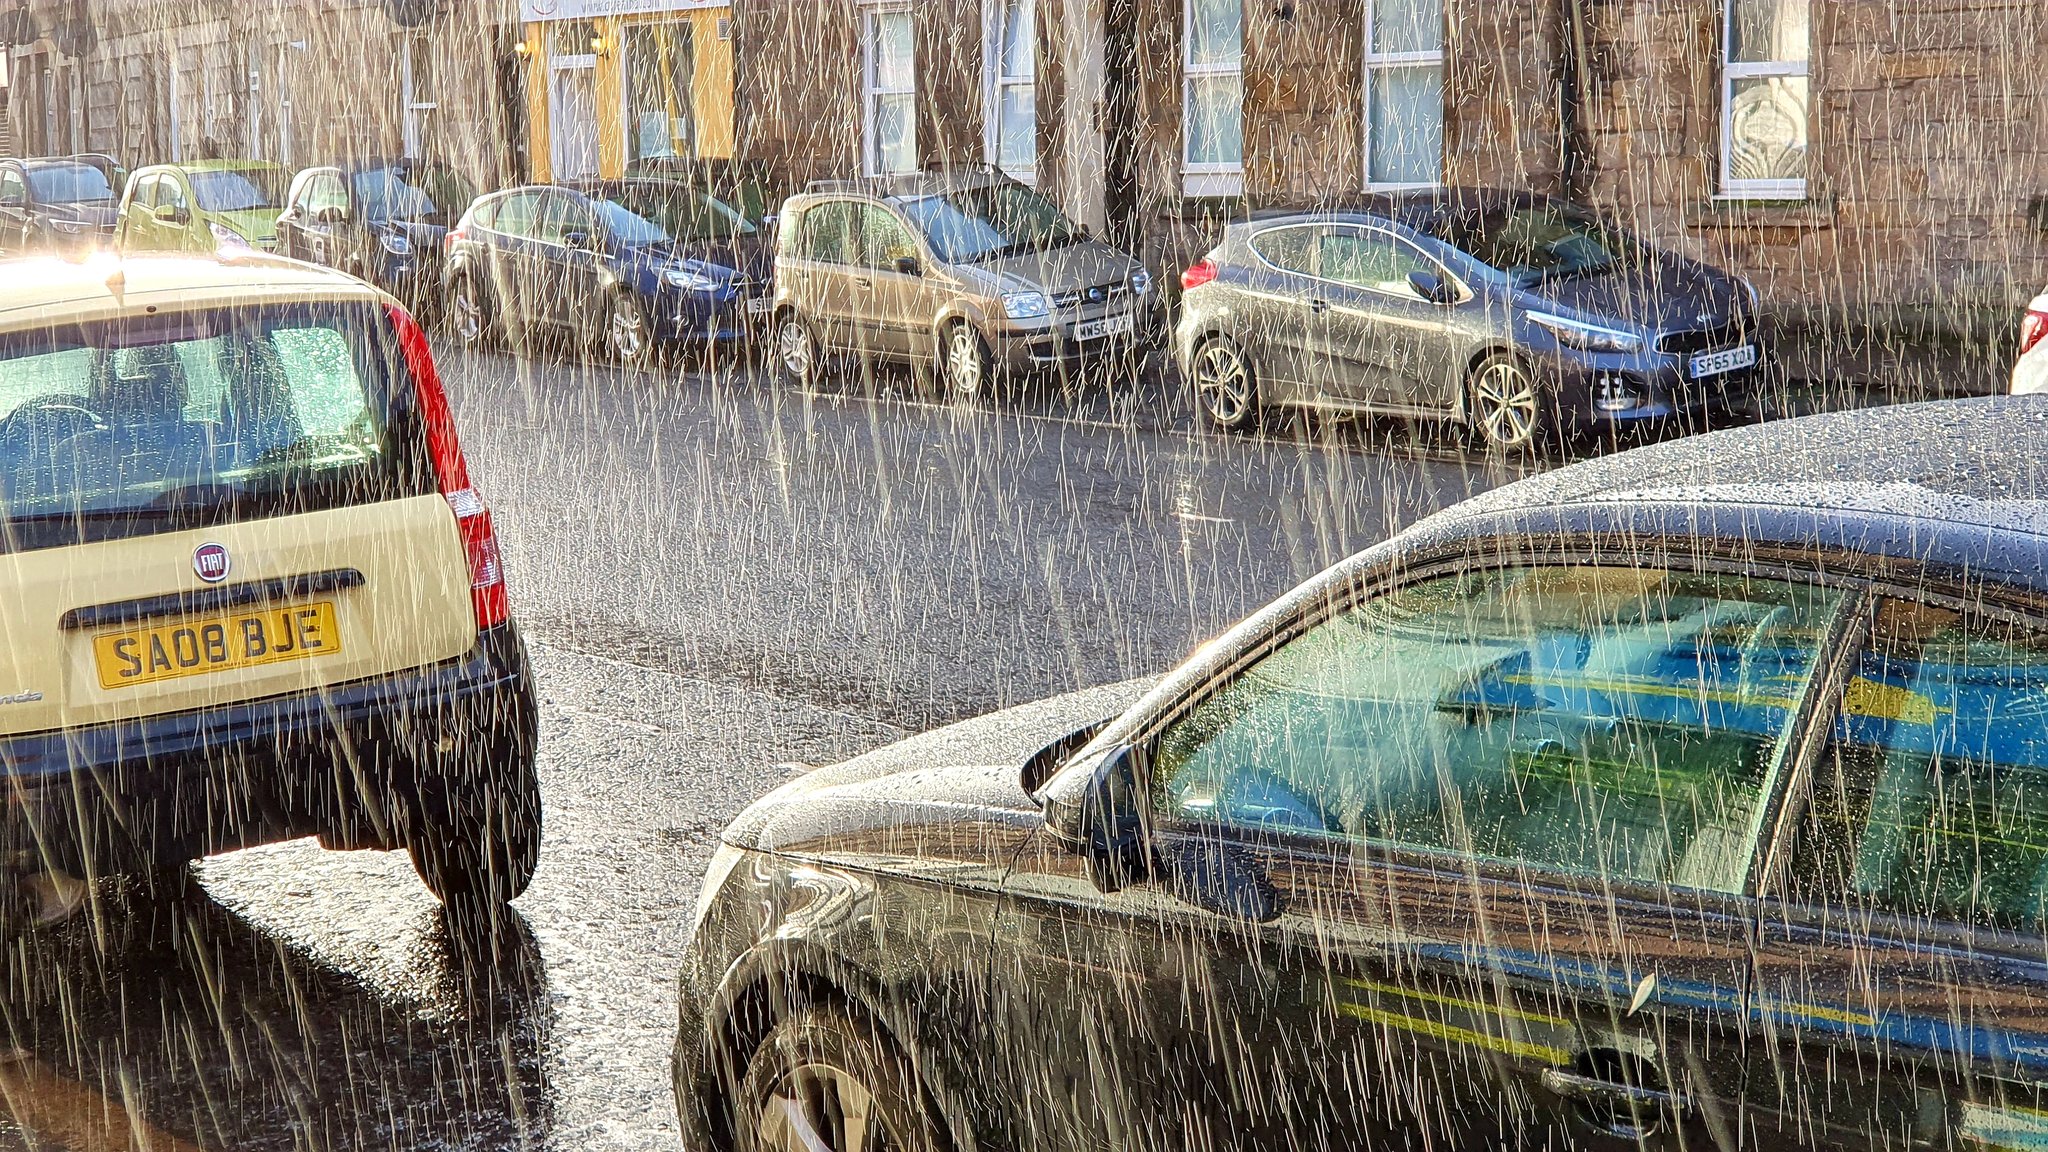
[1540, 1068, 1690, 1113]
[1309, 298, 1330, 314]
[853, 276, 871, 288]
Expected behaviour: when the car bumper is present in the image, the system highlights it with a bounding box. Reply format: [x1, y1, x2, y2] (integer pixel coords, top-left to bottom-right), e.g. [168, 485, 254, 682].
[993, 307, 1159, 374]
[1543, 344, 1765, 426]
[2013, 346, 2048, 396]
[0, 621, 535, 874]
[659, 293, 773, 344]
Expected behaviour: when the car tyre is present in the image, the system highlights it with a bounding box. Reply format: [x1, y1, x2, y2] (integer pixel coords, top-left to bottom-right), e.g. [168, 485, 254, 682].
[602, 291, 655, 368]
[940, 321, 992, 404]
[407, 717, 542, 922]
[776, 311, 827, 393]
[450, 271, 495, 350]
[1189, 334, 1261, 432]
[735, 1004, 946, 1152]
[1465, 353, 1555, 456]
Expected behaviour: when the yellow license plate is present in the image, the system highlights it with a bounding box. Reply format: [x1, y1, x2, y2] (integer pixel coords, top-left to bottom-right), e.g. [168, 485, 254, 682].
[94, 602, 343, 690]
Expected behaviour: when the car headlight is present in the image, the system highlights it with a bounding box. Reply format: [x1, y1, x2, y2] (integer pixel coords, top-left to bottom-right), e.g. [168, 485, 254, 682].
[379, 231, 412, 256]
[208, 221, 252, 252]
[1129, 269, 1153, 296]
[663, 265, 719, 292]
[1527, 310, 1644, 354]
[692, 842, 748, 937]
[48, 219, 85, 235]
[1002, 291, 1050, 320]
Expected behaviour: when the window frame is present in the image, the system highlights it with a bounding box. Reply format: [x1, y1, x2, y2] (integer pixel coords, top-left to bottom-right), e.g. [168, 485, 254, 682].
[401, 34, 438, 160]
[1247, 222, 1463, 304]
[1181, 0, 1244, 198]
[1134, 547, 1870, 905]
[1360, 0, 1446, 192]
[983, 0, 1037, 184]
[861, 3, 918, 178]
[1719, 0, 1810, 201]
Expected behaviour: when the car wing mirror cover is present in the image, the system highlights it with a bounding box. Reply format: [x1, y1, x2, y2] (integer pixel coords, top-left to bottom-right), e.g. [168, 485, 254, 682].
[1043, 743, 1155, 894]
[1409, 269, 1456, 304]
[894, 254, 922, 277]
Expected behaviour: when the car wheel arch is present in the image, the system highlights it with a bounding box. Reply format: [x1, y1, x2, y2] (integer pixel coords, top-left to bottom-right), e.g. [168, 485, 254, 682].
[692, 937, 985, 1152]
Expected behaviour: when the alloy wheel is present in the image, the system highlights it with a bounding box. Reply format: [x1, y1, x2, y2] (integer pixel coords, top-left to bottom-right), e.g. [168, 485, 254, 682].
[779, 317, 815, 384]
[608, 295, 648, 363]
[1472, 360, 1540, 450]
[944, 325, 984, 399]
[754, 1062, 893, 1152]
[1192, 340, 1253, 428]
[452, 281, 485, 346]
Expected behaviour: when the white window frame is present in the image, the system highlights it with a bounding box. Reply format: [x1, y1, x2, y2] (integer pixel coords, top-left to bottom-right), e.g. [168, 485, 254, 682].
[1181, 0, 1243, 198]
[1719, 0, 1809, 200]
[403, 34, 438, 159]
[1361, 0, 1445, 192]
[862, 3, 917, 177]
[983, 0, 1036, 183]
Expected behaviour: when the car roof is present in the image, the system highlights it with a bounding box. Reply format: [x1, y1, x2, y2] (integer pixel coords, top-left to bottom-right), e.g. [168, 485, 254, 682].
[801, 170, 1015, 202]
[0, 254, 390, 331]
[1244, 188, 1587, 242]
[1409, 396, 2048, 594]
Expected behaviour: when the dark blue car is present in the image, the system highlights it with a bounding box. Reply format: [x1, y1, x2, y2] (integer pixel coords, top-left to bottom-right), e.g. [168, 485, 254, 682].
[277, 158, 477, 316]
[441, 178, 772, 363]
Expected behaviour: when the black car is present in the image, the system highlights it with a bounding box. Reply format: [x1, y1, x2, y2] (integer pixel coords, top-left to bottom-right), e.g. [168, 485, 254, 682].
[276, 158, 478, 314]
[1177, 190, 1765, 450]
[443, 178, 772, 364]
[676, 397, 2048, 1152]
[623, 157, 790, 229]
[0, 156, 121, 255]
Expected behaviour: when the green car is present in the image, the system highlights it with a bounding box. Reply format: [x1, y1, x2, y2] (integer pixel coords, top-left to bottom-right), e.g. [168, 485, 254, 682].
[115, 160, 289, 254]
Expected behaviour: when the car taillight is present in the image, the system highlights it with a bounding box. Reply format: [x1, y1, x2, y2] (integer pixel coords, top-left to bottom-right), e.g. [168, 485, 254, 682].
[444, 226, 465, 252]
[2024, 309, 2048, 357]
[1181, 260, 1218, 291]
[387, 304, 510, 631]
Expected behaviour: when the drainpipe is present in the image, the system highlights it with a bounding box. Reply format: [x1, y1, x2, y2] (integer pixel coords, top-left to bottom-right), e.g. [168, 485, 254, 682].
[1558, 0, 1590, 202]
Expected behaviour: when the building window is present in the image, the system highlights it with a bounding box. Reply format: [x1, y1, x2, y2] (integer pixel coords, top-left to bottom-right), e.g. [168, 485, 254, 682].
[1183, 0, 1243, 197]
[985, 0, 1036, 182]
[1721, 0, 1809, 198]
[1363, 0, 1443, 189]
[403, 35, 438, 158]
[863, 5, 917, 176]
[625, 22, 696, 165]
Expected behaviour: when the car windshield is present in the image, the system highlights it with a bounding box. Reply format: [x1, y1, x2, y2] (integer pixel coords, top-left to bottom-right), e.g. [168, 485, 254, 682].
[600, 186, 756, 241]
[896, 184, 1084, 263]
[188, 169, 287, 213]
[27, 164, 113, 204]
[1445, 205, 1642, 286]
[0, 303, 416, 553]
[352, 169, 439, 223]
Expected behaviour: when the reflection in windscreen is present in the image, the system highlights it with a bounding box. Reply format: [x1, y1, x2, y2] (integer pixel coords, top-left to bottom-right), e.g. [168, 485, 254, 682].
[0, 306, 399, 547]
[189, 170, 287, 212]
[603, 186, 754, 241]
[352, 170, 438, 222]
[1445, 207, 1640, 286]
[896, 183, 1083, 263]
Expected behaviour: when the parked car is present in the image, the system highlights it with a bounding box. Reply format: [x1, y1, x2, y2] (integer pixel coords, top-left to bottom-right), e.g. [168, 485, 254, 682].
[771, 171, 1154, 400]
[442, 178, 771, 364]
[1176, 190, 1763, 450]
[0, 255, 539, 920]
[276, 157, 478, 314]
[115, 161, 289, 254]
[2010, 286, 2048, 395]
[0, 156, 121, 254]
[676, 395, 2048, 1152]
[624, 156, 789, 229]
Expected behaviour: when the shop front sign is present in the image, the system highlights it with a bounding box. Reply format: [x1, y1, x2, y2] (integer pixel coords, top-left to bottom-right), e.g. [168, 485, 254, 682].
[520, 0, 723, 20]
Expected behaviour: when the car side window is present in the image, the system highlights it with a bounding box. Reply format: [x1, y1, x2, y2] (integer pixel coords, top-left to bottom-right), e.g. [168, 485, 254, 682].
[307, 175, 349, 217]
[0, 170, 26, 209]
[1152, 566, 1846, 892]
[858, 205, 920, 268]
[1787, 601, 2048, 931]
[797, 201, 856, 264]
[128, 175, 157, 212]
[1250, 226, 1320, 277]
[1319, 228, 1436, 297]
[537, 195, 595, 245]
[490, 192, 540, 237]
[160, 177, 190, 215]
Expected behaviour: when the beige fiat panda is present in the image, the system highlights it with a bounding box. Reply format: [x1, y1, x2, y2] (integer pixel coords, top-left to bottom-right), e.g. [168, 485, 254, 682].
[0, 253, 538, 920]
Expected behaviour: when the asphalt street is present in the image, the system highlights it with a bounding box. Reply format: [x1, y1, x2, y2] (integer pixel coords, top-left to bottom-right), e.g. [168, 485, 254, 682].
[0, 346, 1521, 1151]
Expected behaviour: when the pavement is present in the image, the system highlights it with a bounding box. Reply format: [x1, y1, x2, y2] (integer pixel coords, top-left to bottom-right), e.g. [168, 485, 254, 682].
[0, 344, 1520, 1151]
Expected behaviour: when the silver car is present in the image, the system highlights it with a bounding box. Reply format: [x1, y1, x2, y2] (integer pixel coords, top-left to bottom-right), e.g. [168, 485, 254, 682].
[770, 172, 1155, 400]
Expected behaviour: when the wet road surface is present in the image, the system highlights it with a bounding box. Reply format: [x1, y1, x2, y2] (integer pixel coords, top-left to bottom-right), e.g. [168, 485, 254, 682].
[0, 347, 1516, 1150]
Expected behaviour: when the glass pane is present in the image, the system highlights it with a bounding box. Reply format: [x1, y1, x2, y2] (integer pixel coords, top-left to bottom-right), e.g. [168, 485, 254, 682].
[1153, 568, 1843, 891]
[998, 84, 1035, 170]
[1793, 605, 2048, 931]
[1367, 65, 1443, 185]
[872, 92, 916, 173]
[1250, 225, 1319, 275]
[859, 205, 919, 267]
[1726, 75, 1808, 184]
[1317, 230, 1432, 294]
[626, 24, 694, 164]
[999, 0, 1035, 78]
[871, 11, 915, 91]
[1730, 0, 1809, 64]
[1185, 74, 1243, 168]
[1371, 0, 1443, 55]
[1187, 0, 1243, 69]
[800, 201, 855, 263]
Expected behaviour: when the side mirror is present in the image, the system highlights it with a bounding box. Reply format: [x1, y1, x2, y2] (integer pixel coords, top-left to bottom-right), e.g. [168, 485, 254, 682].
[893, 254, 921, 277]
[1044, 744, 1154, 894]
[562, 230, 593, 250]
[1409, 269, 1457, 305]
[314, 206, 347, 225]
[153, 204, 188, 226]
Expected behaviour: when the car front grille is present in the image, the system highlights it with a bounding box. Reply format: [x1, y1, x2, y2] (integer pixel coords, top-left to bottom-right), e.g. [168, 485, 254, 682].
[1051, 281, 1128, 310]
[1658, 318, 1754, 356]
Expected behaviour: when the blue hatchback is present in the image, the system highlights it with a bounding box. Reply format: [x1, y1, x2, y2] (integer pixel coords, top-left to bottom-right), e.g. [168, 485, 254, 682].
[442, 178, 772, 363]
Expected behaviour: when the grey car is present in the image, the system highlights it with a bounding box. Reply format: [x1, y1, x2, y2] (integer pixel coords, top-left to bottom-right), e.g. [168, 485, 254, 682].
[771, 172, 1155, 400]
[1175, 190, 1764, 450]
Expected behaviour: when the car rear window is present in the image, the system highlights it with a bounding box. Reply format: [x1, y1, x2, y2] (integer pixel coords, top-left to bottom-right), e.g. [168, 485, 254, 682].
[0, 302, 429, 553]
